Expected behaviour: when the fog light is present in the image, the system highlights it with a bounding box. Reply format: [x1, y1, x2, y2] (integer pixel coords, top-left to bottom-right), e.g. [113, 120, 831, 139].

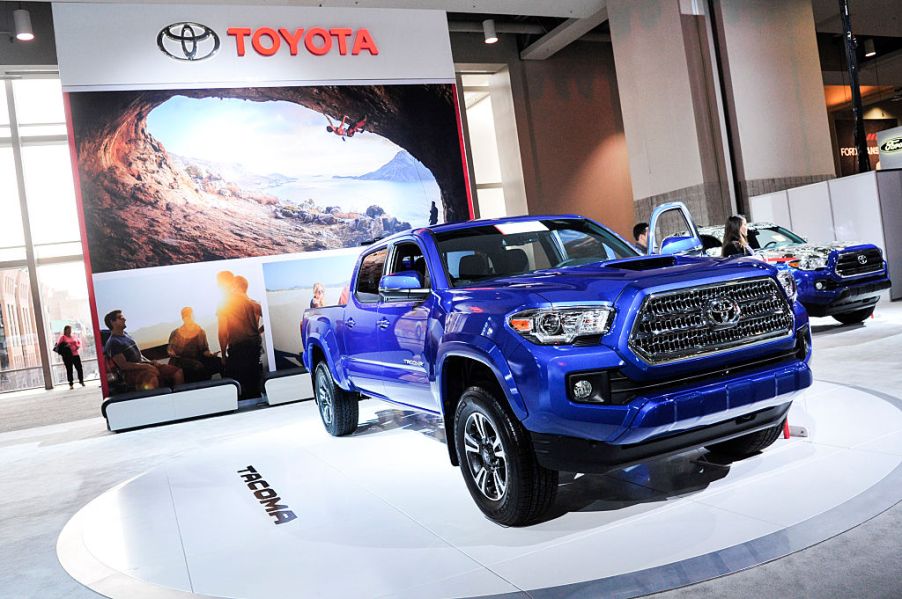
[573, 379, 593, 400]
[815, 281, 825, 290]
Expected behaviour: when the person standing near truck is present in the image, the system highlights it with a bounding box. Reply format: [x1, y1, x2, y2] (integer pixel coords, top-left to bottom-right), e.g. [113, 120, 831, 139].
[721, 215, 754, 258]
[632, 222, 649, 253]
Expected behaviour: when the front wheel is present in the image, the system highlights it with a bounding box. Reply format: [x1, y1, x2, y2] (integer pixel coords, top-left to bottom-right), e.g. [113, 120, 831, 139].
[313, 362, 358, 436]
[832, 306, 875, 325]
[706, 419, 785, 458]
[454, 386, 558, 526]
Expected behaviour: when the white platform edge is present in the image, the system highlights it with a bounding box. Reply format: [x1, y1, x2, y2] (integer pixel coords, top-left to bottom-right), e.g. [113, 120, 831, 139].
[56, 478, 218, 599]
[264, 373, 313, 406]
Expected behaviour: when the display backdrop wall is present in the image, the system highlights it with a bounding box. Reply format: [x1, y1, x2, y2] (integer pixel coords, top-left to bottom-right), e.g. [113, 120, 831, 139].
[53, 3, 471, 398]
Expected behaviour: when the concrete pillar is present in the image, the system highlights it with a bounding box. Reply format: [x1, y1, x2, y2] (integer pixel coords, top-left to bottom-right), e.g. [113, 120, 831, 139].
[608, 0, 732, 226]
[714, 0, 836, 205]
[609, 0, 836, 225]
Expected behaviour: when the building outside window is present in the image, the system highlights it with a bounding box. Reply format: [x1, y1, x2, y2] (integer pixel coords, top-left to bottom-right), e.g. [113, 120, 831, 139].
[0, 75, 98, 393]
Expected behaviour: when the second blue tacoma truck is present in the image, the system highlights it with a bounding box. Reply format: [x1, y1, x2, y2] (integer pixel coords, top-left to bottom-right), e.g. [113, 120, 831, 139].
[302, 211, 813, 525]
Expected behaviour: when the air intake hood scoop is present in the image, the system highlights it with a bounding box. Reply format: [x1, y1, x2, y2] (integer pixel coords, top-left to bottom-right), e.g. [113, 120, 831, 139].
[605, 256, 678, 271]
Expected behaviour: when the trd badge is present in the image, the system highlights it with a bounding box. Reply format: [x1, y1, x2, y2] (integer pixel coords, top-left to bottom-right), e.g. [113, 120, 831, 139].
[157, 22, 220, 61]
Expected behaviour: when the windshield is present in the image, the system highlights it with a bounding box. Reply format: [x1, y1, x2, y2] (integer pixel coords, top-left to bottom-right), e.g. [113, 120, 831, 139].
[433, 218, 639, 288]
[749, 226, 805, 250]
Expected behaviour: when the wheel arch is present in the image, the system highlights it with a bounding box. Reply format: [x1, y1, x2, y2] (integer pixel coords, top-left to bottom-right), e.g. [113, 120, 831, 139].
[305, 335, 352, 391]
[437, 345, 527, 466]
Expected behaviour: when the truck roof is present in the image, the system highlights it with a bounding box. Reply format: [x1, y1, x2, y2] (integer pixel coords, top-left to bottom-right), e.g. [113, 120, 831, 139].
[366, 214, 587, 247]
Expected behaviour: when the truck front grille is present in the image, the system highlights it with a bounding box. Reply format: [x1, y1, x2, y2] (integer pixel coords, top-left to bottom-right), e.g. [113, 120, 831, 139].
[835, 248, 883, 278]
[629, 277, 794, 364]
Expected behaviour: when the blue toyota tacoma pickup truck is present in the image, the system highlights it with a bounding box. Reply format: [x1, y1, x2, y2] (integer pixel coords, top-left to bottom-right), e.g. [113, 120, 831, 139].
[694, 222, 891, 324]
[302, 210, 813, 525]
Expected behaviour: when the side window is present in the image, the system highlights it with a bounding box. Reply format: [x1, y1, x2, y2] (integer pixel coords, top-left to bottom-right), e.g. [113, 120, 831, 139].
[388, 242, 430, 288]
[355, 249, 387, 303]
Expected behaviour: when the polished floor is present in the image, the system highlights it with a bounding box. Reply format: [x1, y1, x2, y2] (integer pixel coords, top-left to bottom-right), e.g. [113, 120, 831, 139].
[2, 302, 901, 599]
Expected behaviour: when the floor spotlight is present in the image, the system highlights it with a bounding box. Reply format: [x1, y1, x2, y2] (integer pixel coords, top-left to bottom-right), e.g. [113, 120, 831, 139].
[483, 19, 498, 44]
[13, 9, 34, 41]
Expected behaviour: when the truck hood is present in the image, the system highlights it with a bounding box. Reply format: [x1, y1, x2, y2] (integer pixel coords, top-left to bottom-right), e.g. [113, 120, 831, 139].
[445, 255, 778, 308]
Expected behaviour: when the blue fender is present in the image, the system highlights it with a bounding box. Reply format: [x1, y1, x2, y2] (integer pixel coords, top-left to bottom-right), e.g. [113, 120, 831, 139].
[304, 319, 352, 391]
[436, 337, 528, 421]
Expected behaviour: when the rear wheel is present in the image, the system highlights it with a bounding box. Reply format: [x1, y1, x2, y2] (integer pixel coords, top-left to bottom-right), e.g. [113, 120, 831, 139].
[706, 419, 785, 457]
[454, 386, 558, 526]
[832, 306, 875, 325]
[313, 361, 358, 436]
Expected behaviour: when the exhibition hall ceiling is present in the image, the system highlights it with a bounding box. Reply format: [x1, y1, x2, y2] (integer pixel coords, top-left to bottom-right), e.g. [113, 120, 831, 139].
[37, 0, 605, 19]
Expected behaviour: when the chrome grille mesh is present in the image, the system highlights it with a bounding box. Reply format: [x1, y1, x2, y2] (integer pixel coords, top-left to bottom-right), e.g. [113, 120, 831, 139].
[835, 248, 883, 278]
[630, 278, 794, 364]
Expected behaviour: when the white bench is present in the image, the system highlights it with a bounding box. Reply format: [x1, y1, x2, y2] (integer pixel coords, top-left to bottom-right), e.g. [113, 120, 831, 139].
[102, 379, 240, 432]
[263, 368, 313, 406]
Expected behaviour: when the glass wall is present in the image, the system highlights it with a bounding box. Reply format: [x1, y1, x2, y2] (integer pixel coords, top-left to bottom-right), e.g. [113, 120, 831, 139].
[0, 74, 97, 393]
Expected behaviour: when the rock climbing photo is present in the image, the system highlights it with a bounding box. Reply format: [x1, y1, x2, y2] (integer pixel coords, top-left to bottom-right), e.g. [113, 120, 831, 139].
[67, 83, 470, 273]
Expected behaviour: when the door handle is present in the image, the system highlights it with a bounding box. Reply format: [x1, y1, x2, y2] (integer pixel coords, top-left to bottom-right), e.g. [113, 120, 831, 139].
[346, 317, 356, 328]
[378, 318, 390, 330]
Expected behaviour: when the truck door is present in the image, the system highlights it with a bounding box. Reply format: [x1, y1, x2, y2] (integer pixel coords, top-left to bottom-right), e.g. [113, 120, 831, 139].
[376, 241, 437, 412]
[647, 201, 705, 256]
[343, 247, 388, 397]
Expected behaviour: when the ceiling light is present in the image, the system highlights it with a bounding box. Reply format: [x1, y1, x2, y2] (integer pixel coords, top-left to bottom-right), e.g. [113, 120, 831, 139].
[864, 38, 876, 58]
[13, 9, 34, 42]
[483, 19, 498, 44]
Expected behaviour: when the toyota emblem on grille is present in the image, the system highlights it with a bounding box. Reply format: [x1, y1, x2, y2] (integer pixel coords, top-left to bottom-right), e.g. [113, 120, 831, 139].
[157, 22, 220, 61]
[857, 255, 868, 265]
[706, 296, 741, 328]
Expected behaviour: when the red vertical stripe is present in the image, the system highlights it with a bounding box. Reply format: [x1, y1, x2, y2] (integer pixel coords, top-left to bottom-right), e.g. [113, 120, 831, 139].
[63, 92, 109, 399]
[451, 83, 475, 221]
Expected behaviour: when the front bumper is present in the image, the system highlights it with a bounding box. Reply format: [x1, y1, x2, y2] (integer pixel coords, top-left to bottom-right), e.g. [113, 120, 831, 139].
[802, 277, 891, 317]
[531, 400, 792, 473]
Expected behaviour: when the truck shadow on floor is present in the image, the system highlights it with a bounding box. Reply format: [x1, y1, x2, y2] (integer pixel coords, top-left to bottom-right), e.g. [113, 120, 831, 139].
[811, 321, 865, 336]
[541, 452, 736, 522]
[354, 405, 761, 522]
[354, 407, 446, 444]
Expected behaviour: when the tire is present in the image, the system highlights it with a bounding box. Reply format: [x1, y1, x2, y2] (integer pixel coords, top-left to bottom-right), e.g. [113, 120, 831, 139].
[832, 306, 875, 325]
[706, 419, 785, 458]
[453, 386, 558, 526]
[313, 361, 358, 436]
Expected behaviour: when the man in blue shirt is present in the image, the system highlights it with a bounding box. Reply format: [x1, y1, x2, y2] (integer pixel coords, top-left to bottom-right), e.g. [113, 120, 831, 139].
[103, 310, 183, 391]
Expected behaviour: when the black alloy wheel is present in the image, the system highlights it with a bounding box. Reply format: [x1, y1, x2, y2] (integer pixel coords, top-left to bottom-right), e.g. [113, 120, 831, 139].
[453, 385, 558, 526]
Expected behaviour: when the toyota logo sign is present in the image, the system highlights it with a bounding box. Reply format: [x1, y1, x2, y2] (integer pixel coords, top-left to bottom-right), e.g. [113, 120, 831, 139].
[858, 254, 868, 265]
[706, 296, 742, 328]
[157, 22, 220, 61]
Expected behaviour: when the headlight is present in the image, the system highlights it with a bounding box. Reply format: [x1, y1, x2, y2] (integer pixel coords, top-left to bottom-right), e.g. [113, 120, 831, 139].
[508, 306, 614, 344]
[789, 255, 827, 270]
[777, 270, 798, 303]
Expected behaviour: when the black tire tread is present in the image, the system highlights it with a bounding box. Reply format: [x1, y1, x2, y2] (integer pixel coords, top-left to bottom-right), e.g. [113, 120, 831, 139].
[706, 419, 784, 457]
[454, 386, 558, 526]
[314, 362, 359, 437]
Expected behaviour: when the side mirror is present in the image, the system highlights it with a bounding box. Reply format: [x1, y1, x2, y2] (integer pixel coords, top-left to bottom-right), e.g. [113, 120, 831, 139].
[379, 271, 429, 301]
[660, 236, 703, 255]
